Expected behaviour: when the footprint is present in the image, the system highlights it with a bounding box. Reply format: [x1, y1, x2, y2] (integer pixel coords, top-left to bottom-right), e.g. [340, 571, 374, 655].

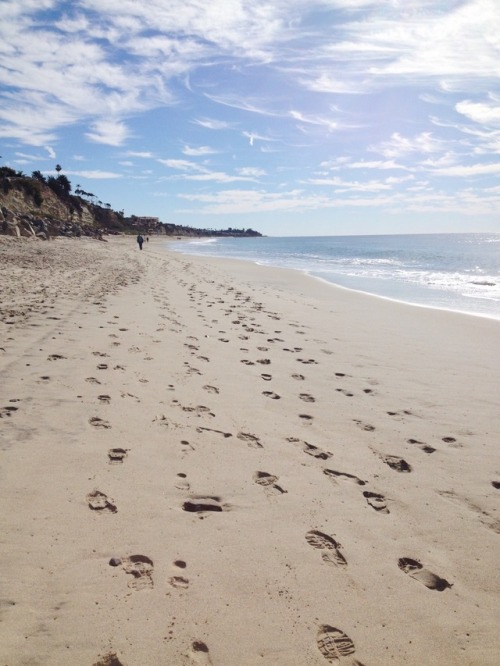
[48, 354, 65, 361]
[89, 416, 111, 430]
[87, 490, 117, 513]
[120, 391, 140, 401]
[261, 373, 272, 381]
[203, 385, 220, 394]
[188, 641, 213, 665]
[303, 442, 331, 460]
[237, 432, 263, 448]
[98, 394, 111, 404]
[253, 471, 287, 494]
[122, 555, 154, 590]
[292, 374, 305, 380]
[0, 406, 19, 418]
[182, 405, 215, 417]
[382, 455, 412, 472]
[240, 359, 255, 366]
[183, 496, 229, 513]
[299, 414, 313, 423]
[306, 530, 347, 567]
[108, 448, 128, 464]
[354, 420, 375, 432]
[363, 491, 389, 513]
[299, 393, 315, 403]
[297, 358, 317, 365]
[89, 417, 111, 429]
[316, 625, 363, 663]
[407, 438, 436, 454]
[336, 388, 354, 397]
[398, 558, 451, 591]
[153, 414, 169, 426]
[257, 358, 271, 365]
[442, 436, 460, 447]
[492, 481, 500, 489]
[85, 377, 101, 384]
[262, 391, 280, 399]
[97, 363, 108, 370]
[168, 575, 189, 589]
[175, 473, 190, 491]
[323, 469, 365, 485]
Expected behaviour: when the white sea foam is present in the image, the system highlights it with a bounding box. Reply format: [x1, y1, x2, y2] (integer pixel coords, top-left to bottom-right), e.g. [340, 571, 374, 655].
[169, 233, 500, 319]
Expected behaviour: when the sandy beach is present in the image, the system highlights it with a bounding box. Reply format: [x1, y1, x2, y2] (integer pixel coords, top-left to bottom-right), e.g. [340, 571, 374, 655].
[0, 235, 499, 666]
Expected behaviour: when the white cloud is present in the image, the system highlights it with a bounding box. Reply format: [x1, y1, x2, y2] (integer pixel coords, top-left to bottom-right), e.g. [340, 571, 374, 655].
[242, 131, 277, 146]
[371, 132, 447, 159]
[455, 99, 500, 127]
[306, 176, 393, 192]
[289, 110, 340, 132]
[237, 167, 267, 177]
[66, 170, 122, 179]
[126, 151, 154, 158]
[85, 119, 131, 146]
[348, 159, 410, 171]
[171, 170, 258, 183]
[182, 145, 218, 156]
[430, 162, 500, 177]
[193, 118, 236, 130]
[157, 158, 205, 171]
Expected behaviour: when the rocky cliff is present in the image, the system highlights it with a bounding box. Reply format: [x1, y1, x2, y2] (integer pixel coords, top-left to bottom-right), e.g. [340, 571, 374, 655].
[0, 170, 263, 240]
[0, 175, 124, 239]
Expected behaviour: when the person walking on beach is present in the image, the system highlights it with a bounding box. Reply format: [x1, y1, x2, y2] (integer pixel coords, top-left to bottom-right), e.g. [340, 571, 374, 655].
[137, 234, 144, 250]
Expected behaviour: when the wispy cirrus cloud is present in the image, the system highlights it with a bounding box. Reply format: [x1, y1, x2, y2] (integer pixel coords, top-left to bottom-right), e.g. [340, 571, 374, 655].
[182, 145, 218, 156]
[62, 170, 122, 179]
[193, 118, 236, 130]
[157, 158, 206, 171]
[429, 162, 500, 177]
[370, 132, 449, 159]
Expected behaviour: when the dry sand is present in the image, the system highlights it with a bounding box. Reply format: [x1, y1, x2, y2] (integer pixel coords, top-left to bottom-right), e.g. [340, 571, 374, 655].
[0, 235, 499, 666]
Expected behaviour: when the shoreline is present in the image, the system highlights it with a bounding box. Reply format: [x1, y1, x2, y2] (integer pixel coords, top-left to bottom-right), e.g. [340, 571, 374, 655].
[1, 236, 499, 665]
[168, 235, 500, 322]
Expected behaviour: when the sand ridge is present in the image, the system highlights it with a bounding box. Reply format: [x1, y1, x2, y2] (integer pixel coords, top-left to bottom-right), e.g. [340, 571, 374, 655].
[0, 236, 499, 665]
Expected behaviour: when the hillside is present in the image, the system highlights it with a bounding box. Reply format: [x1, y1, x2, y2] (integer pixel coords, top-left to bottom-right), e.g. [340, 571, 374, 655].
[0, 168, 262, 239]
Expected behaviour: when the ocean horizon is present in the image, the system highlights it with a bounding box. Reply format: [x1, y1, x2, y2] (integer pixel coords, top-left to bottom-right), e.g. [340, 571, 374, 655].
[168, 232, 500, 321]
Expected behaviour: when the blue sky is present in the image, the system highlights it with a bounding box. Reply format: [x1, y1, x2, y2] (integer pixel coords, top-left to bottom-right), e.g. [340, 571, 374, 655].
[1, 0, 500, 236]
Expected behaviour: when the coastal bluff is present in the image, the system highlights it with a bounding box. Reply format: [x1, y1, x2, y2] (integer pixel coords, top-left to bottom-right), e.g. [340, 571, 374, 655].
[0, 168, 262, 240]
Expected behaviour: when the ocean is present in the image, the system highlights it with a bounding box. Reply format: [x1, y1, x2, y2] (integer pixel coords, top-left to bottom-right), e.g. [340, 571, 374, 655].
[169, 233, 500, 320]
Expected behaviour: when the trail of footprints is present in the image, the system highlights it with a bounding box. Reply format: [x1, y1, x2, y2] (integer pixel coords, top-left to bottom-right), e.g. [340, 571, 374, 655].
[79, 272, 463, 665]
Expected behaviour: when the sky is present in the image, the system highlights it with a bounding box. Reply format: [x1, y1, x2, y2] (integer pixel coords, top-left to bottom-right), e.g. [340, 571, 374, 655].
[1, 0, 500, 237]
